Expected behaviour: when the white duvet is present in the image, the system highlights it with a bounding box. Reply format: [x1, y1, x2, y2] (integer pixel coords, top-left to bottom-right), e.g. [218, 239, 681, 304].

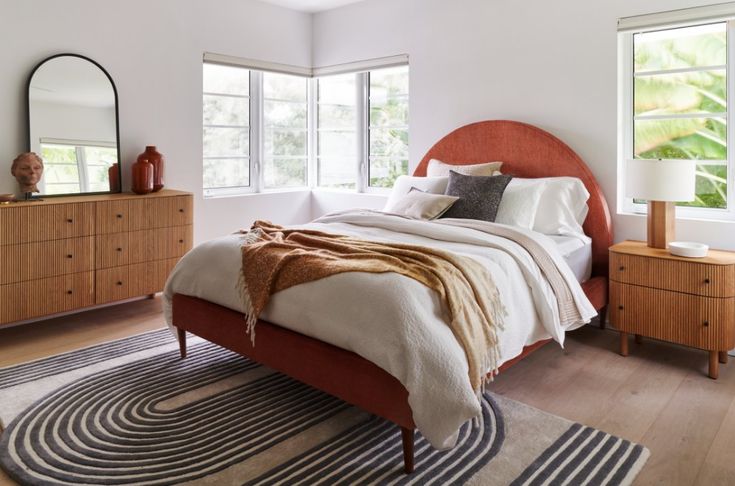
[163, 211, 597, 449]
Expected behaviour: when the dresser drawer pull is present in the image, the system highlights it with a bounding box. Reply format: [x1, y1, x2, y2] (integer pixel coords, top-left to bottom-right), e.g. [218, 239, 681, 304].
[66, 254, 73, 259]
[178, 239, 184, 243]
[704, 278, 711, 284]
[116, 214, 123, 219]
[178, 208, 184, 213]
[116, 281, 123, 286]
[116, 247, 123, 252]
[618, 266, 625, 271]
[67, 290, 73, 295]
[66, 218, 73, 223]
[703, 320, 710, 327]
[618, 305, 624, 310]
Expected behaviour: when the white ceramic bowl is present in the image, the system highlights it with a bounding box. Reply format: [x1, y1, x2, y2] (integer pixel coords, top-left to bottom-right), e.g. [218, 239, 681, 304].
[669, 241, 709, 258]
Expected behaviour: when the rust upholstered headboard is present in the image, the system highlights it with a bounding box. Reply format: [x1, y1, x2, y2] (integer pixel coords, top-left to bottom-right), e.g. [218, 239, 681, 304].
[414, 120, 613, 278]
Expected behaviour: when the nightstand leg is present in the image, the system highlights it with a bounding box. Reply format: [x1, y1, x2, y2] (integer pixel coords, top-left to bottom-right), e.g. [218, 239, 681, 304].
[719, 351, 728, 364]
[598, 305, 607, 330]
[635, 334, 642, 344]
[709, 351, 719, 379]
[620, 332, 628, 357]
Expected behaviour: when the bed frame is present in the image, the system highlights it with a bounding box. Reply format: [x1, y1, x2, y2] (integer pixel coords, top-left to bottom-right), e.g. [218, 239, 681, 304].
[173, 120, 612, 474]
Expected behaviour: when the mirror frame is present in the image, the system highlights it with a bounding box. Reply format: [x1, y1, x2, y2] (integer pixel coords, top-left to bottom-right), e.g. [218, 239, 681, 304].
[26, 53, 122, 197]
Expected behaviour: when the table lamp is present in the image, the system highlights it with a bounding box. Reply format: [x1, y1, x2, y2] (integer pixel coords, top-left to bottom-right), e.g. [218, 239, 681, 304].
[626, 159, 696, 249]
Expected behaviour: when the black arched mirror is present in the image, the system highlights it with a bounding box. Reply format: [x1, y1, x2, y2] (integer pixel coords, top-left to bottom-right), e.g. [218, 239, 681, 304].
[27, 54, 121, 196]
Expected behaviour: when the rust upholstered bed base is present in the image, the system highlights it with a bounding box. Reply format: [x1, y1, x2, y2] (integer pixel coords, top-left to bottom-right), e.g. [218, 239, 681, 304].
[172, 275, 606, 474]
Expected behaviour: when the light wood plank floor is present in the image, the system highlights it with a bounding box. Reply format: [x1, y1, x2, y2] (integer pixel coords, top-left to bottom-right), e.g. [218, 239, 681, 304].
[1, 299, 734, 485]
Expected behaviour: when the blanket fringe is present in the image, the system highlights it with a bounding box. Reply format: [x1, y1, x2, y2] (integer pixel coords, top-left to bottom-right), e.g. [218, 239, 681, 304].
[238, 228, 265, 346]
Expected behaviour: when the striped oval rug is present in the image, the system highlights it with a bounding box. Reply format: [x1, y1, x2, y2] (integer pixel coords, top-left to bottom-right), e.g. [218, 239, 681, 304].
[0, 330, 648, 485]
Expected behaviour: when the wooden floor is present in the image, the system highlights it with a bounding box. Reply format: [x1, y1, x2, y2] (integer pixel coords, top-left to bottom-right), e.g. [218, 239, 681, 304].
[1, 299, 734, 485]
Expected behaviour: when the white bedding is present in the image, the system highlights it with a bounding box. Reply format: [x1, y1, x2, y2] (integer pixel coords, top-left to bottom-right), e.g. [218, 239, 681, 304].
[163, 211, 596, 450]
[548, 235, 593, 283]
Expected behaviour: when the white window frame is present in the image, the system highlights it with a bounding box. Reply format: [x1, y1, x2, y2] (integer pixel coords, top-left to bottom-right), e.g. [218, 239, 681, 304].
[618, 16, 735, 221]
[39, 138, 116, 194]
[203, 54, 409, 198]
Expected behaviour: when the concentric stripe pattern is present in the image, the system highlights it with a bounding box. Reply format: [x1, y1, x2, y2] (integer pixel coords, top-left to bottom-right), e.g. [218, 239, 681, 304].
[246, 394, 504, 486]
[510, 423, 646, 486]
[0, 342, 351, 485]
[0, 329, 173, 390]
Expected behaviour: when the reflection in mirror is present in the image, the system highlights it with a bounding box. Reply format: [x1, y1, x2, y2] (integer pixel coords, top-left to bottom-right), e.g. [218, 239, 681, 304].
[28, 54, 120, 196]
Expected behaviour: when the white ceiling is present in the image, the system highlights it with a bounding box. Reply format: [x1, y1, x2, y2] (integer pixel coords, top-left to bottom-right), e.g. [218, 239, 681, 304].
[259, 0, 365, 13]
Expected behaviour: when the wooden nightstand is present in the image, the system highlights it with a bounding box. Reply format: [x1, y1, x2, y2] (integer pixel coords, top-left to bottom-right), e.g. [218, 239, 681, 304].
[609, 240, 735, 379]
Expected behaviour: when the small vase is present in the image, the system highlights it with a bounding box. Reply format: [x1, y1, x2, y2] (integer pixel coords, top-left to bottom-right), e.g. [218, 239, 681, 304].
[108, 163, 120, 192]
[137, 146, 164, 192]
[132, 158, 154, 195]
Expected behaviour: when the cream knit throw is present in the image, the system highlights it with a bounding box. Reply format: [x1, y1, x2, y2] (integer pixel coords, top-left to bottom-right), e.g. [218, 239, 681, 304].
[239, 220, 506, 392]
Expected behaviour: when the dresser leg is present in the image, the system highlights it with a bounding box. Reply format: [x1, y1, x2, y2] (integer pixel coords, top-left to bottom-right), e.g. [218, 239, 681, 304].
[620, 332, 628, 357]
[634, 334, 642, 344]
[709, 351, 719, 379]
[719, 351, 729, 364]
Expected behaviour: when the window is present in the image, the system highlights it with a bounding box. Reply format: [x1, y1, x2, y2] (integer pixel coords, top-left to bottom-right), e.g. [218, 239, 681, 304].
[203, 63, 251, 195]
[263, 73, 309, 188]
[40, 140, 117, 194]
[203, 57, 409, 196]
[368, 66, 409, 188]
[620, 17, 734, 217]
[317, 73, 357, 189]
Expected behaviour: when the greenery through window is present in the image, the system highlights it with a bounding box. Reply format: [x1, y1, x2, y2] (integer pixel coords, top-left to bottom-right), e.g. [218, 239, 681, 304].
[632, 22, 728, 209]
[369, 66, 409, 188]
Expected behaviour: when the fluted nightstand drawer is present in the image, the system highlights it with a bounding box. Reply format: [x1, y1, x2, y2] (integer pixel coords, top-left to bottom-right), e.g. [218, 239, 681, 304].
[610, 251, 735, 298]
[610, 281, 735, 351]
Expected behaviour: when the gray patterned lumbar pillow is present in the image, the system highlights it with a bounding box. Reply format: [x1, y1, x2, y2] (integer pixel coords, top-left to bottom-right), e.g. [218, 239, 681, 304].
[441, 171, 513, 222]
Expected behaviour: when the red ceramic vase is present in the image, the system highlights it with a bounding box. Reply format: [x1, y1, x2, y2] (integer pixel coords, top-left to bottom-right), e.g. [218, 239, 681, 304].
[131, 158, 154, 195]
[137, 146, 164, 192]
[108, 162, 120, 192]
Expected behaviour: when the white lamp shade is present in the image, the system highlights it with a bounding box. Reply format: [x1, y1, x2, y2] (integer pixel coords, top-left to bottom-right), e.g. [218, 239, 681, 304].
[625, 159, 696, 202]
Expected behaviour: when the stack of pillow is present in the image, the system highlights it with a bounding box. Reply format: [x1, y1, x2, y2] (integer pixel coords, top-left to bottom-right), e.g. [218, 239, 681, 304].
[382, 158, 590, 240]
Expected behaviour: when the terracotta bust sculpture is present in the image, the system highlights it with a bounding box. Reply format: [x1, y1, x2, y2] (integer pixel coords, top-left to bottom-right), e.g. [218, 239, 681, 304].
[11, 152, 44, 194]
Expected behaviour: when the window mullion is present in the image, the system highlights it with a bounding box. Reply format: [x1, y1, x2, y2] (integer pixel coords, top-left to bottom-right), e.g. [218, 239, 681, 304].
[356, 72, 368, 192]
[728, 20, 735, 213]
[251, 70, 263, 193]
[308, 78, 318, 189]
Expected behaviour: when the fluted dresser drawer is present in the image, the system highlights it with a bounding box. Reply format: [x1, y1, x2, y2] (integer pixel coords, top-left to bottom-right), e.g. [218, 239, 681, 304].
[96, 258, 180, 304]
[610, 251, 735, 298]
[0, 237, 94, 284]
[0, 203, 94, 245]
[96, 226, 192, 269]
[0, 272, 94, 324]
[97, 195, 192, 234]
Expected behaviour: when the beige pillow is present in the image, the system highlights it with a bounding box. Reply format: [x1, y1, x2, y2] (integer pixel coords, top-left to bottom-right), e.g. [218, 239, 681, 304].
[426, 159, 503, 177]
[385, 190, 459, 220]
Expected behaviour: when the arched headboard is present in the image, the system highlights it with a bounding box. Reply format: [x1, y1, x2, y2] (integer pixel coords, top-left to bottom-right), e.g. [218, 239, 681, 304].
[414, 120, 612, 278]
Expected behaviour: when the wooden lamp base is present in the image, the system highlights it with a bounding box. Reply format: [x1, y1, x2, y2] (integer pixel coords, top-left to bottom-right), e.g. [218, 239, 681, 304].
[647, 201, 675, 249]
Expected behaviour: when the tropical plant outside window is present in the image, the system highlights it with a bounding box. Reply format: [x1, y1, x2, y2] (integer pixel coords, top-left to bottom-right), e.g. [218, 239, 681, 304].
[369, 66, 409, 188]
[40, 142, 117, 194]
[633, 23, 728, 209]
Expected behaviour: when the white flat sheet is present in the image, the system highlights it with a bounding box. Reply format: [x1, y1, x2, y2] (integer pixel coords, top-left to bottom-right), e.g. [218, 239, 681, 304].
[163, 212, 596, 450]
[547, 235, 593, 283]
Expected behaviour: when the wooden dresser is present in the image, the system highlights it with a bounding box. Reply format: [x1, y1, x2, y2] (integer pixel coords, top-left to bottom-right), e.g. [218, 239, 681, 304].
[609, 240, 735, 379]
[0, 190, 193, 326]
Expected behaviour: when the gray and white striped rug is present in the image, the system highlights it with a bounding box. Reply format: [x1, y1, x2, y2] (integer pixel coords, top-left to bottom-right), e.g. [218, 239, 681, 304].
[0, 329, 649, 485]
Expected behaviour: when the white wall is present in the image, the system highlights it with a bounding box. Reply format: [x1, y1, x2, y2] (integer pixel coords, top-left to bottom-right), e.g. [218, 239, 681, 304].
[312, 0, 735, 250]
[0, 0, 313, 243]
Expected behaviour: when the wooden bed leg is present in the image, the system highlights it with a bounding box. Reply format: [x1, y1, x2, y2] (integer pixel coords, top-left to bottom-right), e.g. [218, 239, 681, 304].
[177, 327, 187, 359]
[598, 305, 607, 330]
[401, 427, 414, 474]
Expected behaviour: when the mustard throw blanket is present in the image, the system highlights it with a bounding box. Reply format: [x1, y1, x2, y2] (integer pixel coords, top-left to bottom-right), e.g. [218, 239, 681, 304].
[239, 220, 506, 392]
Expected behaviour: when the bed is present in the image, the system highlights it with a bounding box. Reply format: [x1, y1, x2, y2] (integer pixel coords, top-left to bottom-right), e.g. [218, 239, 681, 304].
[167, 120, 612, 473]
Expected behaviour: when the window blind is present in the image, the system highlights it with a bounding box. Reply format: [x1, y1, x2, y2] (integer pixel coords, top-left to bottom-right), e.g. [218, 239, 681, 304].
[618, 1, 735, 33]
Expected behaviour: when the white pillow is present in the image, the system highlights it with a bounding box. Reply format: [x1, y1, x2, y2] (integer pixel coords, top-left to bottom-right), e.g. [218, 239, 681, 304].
[495, 179, 547, 230]
[383, 175, 448, 211]
[530, 177, 590, 238]
[426, 159, 503, 177]
[385, 190, 459, 220]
